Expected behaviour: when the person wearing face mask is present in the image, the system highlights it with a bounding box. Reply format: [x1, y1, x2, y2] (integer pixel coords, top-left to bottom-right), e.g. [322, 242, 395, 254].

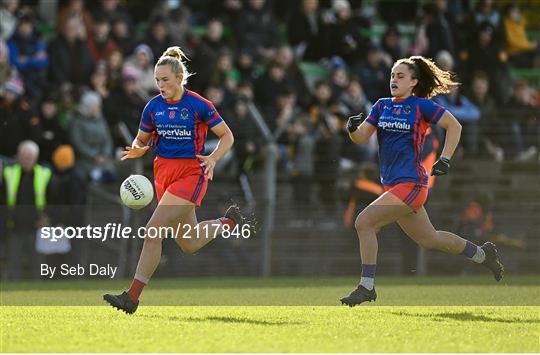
[340, 56, 504, 307]
[103, 46, 254, 314]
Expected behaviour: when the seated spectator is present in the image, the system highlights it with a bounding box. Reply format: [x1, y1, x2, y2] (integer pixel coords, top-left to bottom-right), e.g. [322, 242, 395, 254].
[355, 44, 392, 103]
[69, 91, 116, 182]
[86, 16, 117, 62]
[236, 49, 257, 84]
[38, 93, 69, 163]
[434, 86, 481, 155]
[254, 61, 291, 111]
[274, 44, 308, 104]
[425, 0, 456, 59]
[0, 40, 16, 92]
[329, 65, 350, 103]
[226, 98, 260, 177]
[124, 44, 157, 100]
[48, 14, 94, 87]
[7, 15, 48, 101]
[503, 4, 539, 69]
[92, 0, 133, 27]
[0, 76, 41, 158]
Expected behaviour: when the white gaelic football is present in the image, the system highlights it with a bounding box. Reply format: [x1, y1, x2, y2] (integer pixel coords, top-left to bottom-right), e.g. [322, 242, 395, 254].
[120, 175, 154, 209]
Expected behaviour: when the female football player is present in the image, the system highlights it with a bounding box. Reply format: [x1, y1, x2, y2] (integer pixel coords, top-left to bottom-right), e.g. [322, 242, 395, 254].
[104, 47, 248, 314]
[341, 56, 504, 307]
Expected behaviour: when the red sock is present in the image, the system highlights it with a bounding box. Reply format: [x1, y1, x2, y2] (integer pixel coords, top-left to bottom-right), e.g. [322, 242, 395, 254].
[127, 276, 147, 302]
[219, 217, 236, 228]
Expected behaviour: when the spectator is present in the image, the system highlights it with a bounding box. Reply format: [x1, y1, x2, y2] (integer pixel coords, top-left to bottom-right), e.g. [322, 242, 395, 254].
[462, 21, 510, 102]
[254, 61, 291, 111]
[0, 0, 20, 41]
[7, 15, 48, 101]
[233, 0, 279, 62]
[1, 140, 53, 279]
[89, 63, 112, 119]
[434, 86, 481, 155]
[86, 16, 117, 62]
[110, 16, 134, 56]
[503, 4, 539, 69]
[0, 76, 41, 157]
[355, 44, 392, 103]
[38, 93, 69, 163]
[499, 80, 539, 161]
[106, 67, 146, 142]
[467, 71, 504, 161]
[140, 16, 172, 61]
[286, 0, 330, 61]
[329, 0, 370, 65]
[91, 0, 133, 27]
[307, 80, 343, 206]
[56, 0, 93, 39]
[226, 98, 260, 176]
[69, 91, 116, 182]
[48, 14, 94, 87]
[105, 48, 123, 91]
[425, 0, 456, 59]
[0, 39, 16, 92]
[274, 44, 309, 103]
[382, 26, 406, 63]
[329, 65, 349, 103]
[235, 49, 257, 84]
[191, 19, 231, 91]
[124, 44, 156, 100]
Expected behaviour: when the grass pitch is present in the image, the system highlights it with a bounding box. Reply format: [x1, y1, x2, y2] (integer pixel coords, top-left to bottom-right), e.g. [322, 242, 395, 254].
[1, 276, 539, 353]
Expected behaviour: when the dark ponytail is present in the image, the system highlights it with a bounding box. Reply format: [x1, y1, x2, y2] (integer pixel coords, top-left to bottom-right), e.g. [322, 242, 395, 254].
[395, 56, 459, 98]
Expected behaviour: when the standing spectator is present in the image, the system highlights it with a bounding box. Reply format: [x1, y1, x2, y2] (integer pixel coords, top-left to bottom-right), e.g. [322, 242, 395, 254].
[89, 64, 112, 120]
[425, 0, 456, 59]
[274, 44, 310, 104]
[233, 0, 279, 62]
[91, 0, 133, 26]
[0, 76, 41, 158]
[329, 0, 370, 65]
[124, 44, 156, 100]
[38, 93, 69, 164]
[226, 98, 260, 177]
[86, 16, 117, 62]
[0, 40, 16, 92]
[329, 65, 349, 103]
[7, 15, 48, 102]
[254, 61, 291, 110]
[48, 15, 94, 87]
[382, 26, 406, 62]
[1, 140, 53, 279]
[105, 48, 123, 91]
[69, 91, 116, 182]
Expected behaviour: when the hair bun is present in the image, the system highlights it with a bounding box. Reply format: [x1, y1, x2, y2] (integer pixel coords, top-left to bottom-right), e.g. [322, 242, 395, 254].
[162, 46, 184, 60]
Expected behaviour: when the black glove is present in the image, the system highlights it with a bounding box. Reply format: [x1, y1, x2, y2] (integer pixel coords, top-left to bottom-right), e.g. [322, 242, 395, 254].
[430, 156, 451, 176]
[346, 113, 364, 133]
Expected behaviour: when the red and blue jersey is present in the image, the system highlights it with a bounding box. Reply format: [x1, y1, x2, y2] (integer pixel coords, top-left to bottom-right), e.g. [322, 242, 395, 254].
[365, 96, 446, 186]
[138, 90, 223, 158]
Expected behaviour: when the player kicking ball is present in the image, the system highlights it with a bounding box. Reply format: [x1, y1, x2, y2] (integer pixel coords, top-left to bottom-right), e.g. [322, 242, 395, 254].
[341, 56, 504, 307]
[103, 46, 254, 314]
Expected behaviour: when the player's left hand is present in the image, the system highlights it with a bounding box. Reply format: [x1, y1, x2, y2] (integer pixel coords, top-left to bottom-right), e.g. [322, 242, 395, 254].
[430, 156, 450, 176]
[196, 155, 217, 180]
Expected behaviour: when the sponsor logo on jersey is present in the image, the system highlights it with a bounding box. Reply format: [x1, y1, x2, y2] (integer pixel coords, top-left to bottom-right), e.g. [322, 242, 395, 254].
[169, 111, 175, 119]
[378, 120, 411, 131]
[158, 128, 192, 137]
[155, 111, 164, 116]
[181, 108, 189, 119]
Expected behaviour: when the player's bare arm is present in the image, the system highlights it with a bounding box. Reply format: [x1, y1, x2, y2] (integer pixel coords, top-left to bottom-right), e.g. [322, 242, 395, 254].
[196, 121, 234, 180]
[121, 130, 152, 160]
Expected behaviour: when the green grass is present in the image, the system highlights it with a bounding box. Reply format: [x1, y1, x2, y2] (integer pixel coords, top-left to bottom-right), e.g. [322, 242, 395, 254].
[1, 276, 539, 352]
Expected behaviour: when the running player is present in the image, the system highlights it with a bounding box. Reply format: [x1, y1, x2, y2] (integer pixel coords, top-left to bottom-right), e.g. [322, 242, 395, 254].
[104, 47, 251, 314]
[340, 56, 504, 307]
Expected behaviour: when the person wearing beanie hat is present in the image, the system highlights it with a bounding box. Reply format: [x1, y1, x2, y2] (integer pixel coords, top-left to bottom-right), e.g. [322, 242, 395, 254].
[124, 44, 157, 100]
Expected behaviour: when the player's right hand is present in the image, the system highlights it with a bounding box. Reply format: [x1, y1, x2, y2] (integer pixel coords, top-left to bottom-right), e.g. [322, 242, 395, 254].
[121, 145, 149, 160]
[346, 113, 364, 133]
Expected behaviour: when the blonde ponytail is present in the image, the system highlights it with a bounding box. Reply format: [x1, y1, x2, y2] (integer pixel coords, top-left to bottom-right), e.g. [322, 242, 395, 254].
[156, 46, 193, 86]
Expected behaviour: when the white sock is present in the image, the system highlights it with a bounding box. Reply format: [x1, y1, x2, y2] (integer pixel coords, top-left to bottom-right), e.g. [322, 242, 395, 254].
[471, 247, 486, 263]
[360, 277, 374, 290]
